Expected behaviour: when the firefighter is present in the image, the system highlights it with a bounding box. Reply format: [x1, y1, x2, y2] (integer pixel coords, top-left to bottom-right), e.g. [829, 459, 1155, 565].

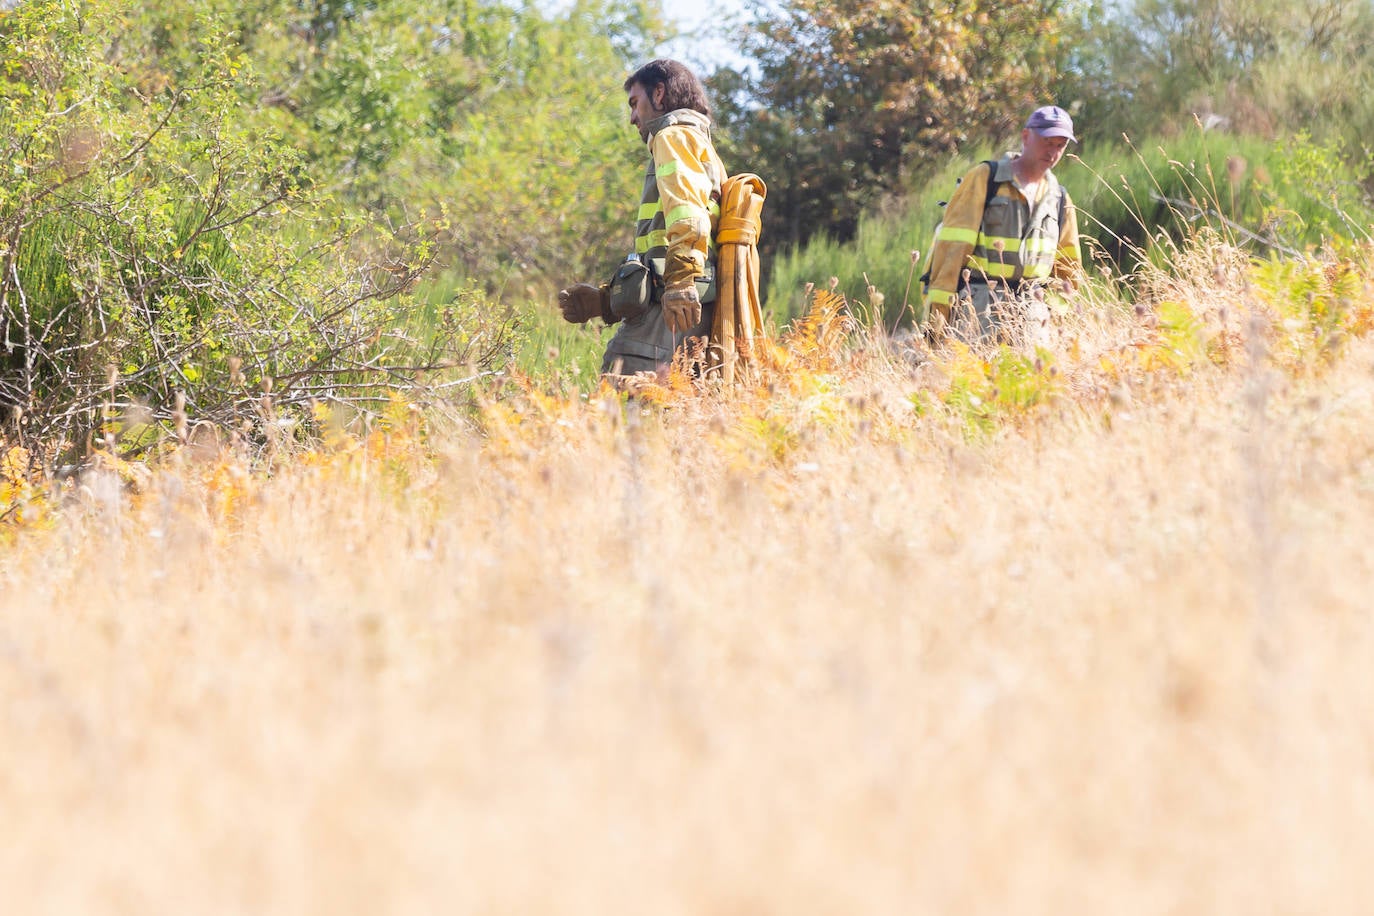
[923, 106, 1083, 340]
[557, 59, 725, 377]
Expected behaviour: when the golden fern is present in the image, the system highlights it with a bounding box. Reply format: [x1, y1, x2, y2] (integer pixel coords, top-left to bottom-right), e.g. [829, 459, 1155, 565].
[780, 289, 854, 371]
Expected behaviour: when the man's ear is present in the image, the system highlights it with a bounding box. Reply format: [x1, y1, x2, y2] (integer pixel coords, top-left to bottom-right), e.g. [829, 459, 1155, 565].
[653, 84, 666, 111]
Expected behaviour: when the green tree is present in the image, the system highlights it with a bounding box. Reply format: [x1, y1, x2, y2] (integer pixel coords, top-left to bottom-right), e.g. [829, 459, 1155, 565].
[713, 0, 1074, 253]
[0, 0, 502, 459]
[393, 0, 667, 288]
[1073, 0, 1374, 158]
[110, 0, 672, 293]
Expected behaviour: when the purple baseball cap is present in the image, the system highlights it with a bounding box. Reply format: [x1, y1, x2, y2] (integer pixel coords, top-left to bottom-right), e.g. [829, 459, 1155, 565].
[1026, 106, 1076, 142]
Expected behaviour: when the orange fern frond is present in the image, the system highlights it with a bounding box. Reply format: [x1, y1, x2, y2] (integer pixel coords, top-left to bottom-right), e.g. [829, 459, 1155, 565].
[781, 289, 855, 371]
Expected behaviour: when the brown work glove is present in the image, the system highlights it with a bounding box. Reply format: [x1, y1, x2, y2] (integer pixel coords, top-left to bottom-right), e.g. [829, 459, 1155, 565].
[557, 283, 611, 324]
[661, 285, 701, 334]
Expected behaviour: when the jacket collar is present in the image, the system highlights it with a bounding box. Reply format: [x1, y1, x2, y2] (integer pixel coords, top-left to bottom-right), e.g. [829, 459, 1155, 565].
[645, 108, 712, 141]
[996, 154, 1060, 201]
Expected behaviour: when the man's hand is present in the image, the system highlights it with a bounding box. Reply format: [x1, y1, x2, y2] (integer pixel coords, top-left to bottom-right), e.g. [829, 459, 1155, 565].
[557, 283, 609, 324]
[661, 286, 701, 334]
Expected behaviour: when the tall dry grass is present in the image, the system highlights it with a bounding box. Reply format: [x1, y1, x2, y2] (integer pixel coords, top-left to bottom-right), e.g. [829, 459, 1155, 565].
[3, 238, 1374, 914]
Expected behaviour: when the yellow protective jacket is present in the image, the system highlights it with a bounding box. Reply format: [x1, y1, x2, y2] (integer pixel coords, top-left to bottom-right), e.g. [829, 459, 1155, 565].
[634, 108, 725, 293]
[924, 156, 1081, 318]
[602, 109, 726, 373]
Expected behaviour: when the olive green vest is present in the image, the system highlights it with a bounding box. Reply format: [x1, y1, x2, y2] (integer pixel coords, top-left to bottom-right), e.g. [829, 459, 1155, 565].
[967, 157, 1066, 285]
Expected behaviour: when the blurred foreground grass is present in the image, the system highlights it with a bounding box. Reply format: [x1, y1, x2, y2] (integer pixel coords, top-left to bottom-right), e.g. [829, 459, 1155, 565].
[3, 237, 1374, 914]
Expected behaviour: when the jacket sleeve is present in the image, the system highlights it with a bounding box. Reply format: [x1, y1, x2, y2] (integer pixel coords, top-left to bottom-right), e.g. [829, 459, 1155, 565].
[650, 126, 720, 291]
[924, 163, 992, 318]
[1052, 191, 1082, 287]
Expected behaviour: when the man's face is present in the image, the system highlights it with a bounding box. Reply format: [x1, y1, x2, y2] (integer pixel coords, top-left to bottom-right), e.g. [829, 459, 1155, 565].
[1021, 129, 1070, 175]
[627, 81, 665, 143]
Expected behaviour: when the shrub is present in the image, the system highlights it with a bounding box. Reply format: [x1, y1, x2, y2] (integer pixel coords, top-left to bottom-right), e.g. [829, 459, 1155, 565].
[0, 1, 510, 464]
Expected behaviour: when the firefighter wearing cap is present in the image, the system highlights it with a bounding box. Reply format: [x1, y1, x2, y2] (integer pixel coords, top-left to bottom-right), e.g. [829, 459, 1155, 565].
[923, 105, 1083, 338]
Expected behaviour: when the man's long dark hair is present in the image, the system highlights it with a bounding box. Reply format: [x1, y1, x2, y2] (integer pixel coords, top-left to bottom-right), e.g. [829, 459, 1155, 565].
[624, 59, 710, 118]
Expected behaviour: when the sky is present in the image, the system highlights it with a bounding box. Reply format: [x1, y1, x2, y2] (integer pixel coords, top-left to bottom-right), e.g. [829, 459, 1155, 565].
[656, 0, 757, 73]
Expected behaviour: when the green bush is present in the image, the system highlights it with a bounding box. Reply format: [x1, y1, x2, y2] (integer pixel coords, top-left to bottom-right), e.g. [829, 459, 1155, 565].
[1075, 128, 1374, 272]
[0, 1, 509, 461]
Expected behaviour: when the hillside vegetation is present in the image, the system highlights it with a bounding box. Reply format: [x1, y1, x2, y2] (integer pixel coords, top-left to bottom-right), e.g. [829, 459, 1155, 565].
[4, 227, 1374, 910]
[5, 0, 1374, 911]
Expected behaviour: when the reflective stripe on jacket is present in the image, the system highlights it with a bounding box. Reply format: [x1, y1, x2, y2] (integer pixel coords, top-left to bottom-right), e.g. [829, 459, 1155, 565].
[925, 156, 1080, 312]
[604, 108, 726, 372]
[633, 108, 725, 292]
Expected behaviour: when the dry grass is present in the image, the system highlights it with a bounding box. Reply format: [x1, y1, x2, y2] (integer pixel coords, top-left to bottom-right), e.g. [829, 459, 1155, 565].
[4, 241, 1374, 914]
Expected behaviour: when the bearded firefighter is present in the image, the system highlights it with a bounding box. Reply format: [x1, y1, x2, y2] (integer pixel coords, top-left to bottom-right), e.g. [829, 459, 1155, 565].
[556, 59, 725, 376]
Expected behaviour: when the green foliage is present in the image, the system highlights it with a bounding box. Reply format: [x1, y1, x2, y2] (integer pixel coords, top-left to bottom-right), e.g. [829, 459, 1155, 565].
[1075, 129, 1374, 273]
[713, 0, 1074, 254]
[941, 344, 1062, 439]
[13, 0, 1374, 468]
[510, 302, 608, 390]
[1069, 0, 1374, 158]
[105, 0, 668, 296]
[1250, 254, 1369, 370]
[414, 269, 605, 391]
[0, 0, 504, 459]
[1151, 299, 1211, 372]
